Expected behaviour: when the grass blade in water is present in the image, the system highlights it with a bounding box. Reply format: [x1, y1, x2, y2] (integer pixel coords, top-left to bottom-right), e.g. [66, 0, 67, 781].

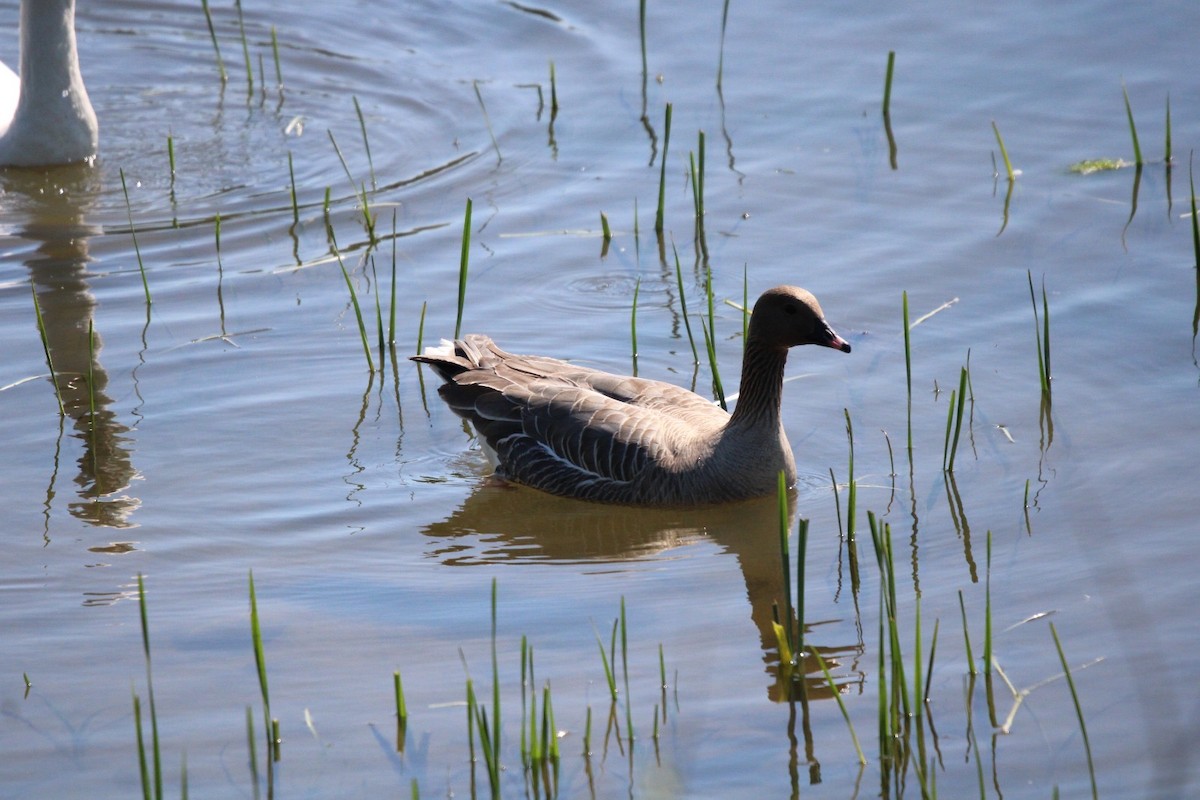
[455, 198, 472, 339]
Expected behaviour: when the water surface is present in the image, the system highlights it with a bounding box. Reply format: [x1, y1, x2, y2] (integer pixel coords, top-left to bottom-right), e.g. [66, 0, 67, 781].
[2, 0, 1199, 796]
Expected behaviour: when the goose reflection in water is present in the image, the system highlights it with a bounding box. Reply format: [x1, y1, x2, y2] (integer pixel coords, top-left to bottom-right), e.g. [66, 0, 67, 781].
[422, 482, 862, 703]
[7, 166, 139, 529]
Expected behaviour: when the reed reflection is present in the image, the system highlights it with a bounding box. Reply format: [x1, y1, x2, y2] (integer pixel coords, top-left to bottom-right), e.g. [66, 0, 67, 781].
[422, 485, 861, 702]
[7, 166, 139, 528]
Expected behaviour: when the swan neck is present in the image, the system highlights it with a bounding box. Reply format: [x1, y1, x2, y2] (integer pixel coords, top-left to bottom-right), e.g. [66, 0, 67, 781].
[20, 0, 84, 95]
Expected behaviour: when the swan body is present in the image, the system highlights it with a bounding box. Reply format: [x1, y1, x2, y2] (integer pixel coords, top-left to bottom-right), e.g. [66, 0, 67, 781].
[414, 286, 851, 506]
[0, 0, 97, 166]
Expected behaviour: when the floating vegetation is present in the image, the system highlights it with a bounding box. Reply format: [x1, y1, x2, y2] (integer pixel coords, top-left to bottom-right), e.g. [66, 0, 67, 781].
[1068, 158, 1130, 174]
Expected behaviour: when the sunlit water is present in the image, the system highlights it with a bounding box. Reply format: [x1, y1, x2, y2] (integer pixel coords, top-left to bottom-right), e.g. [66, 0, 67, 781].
[2, 0, 1199, 796]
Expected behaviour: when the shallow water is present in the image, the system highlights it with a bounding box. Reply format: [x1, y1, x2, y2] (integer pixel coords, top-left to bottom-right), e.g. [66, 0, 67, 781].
[2, 0, 1199, 796]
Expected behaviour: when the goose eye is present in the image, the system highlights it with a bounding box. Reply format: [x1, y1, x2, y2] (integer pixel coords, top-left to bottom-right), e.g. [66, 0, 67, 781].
[784, 304, 798, 315]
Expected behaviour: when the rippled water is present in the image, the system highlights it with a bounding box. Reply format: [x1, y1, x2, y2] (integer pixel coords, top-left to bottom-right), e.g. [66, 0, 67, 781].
[2, 0, 1199, 796]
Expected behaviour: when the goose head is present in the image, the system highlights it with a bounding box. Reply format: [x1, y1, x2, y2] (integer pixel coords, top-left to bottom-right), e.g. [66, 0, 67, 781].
[749, 285, 852, 353]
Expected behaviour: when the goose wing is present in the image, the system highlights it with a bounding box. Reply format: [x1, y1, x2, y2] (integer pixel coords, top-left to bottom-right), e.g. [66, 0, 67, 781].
[414, 336, 728, 498]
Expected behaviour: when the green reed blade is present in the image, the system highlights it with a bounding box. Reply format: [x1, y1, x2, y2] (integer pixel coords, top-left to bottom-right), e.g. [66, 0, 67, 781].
[473, 81, 501, 164]
[287, 152, 299, 225]
[455, 198, 473, 339]
[631, 275, 640, 374]
[670, 240, 699, 364]
[1027, 271, 1049, 397]
[902, 291, 913, 455]
[166, 134, 176, 180]
[923, 618, 940, 705]
[549, 60, 558, 117]
[248, 571, 271, 716]
[119, 170, 152, 306]
[1122, 82, 1143, 166]
[334, 244, 376, 372]
[1042, 279, 1051, 398]
[136, 575, 163, 800]
[716, 0, 731, 89]
[199, 0, 227, 83]
[882, 50, 896, 117]
[416, 301, 427, 355]
[352, 96, 376, 190]
[583, 706, 592, 756]
[86, 320, 96, 429]
[983, 531, 993, 675]
[620, 597, 634, 742]
[394, 670, 407, 722]
[844, 409, 857, 542]
[601, 211, 612, 242]
[1049, 622, 1099, 800]
[464, 678, 476, 765]
[701, 296, 725, 407]
[741, 266, 748, 349]
[245, 706, 259, 800]
[638, 0, 648, 96]
[795, 517, 808, 653]
[270, 26, 282, 86]
[941, 388, 956, 471]
[234, 0, 252, 95]
[327, 129, 356, 192]
[30, 285, 64, 416]
[695, 130, 707, 257]
[545, 683, 558, 760]
[388, 212, 398, 346]
[593, 627, 617, 700]
[133, 690, 150, 800]
[947, 366, 968, 471]
[958, 589, 977, 676]
[776, 470, 794, 658]
[992, 120, 1015, 181]
[655, 103, 673, 234]
[1190, 154, 1200, 340]
[811, 648, 866, 764]
[1165, 93, 1172, 164]
[489, 577, 501, 773]
[371, 257, 384, 360]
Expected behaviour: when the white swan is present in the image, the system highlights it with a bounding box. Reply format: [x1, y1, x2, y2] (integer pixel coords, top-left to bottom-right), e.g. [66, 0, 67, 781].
[0, 0, 97, 166]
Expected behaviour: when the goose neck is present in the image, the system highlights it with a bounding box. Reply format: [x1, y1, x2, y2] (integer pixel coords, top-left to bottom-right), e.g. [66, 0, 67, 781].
[728, 339, 788, 428]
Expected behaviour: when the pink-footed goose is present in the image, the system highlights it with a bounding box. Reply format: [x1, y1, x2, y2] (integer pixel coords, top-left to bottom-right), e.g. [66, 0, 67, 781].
[413, 285, 851, 506]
